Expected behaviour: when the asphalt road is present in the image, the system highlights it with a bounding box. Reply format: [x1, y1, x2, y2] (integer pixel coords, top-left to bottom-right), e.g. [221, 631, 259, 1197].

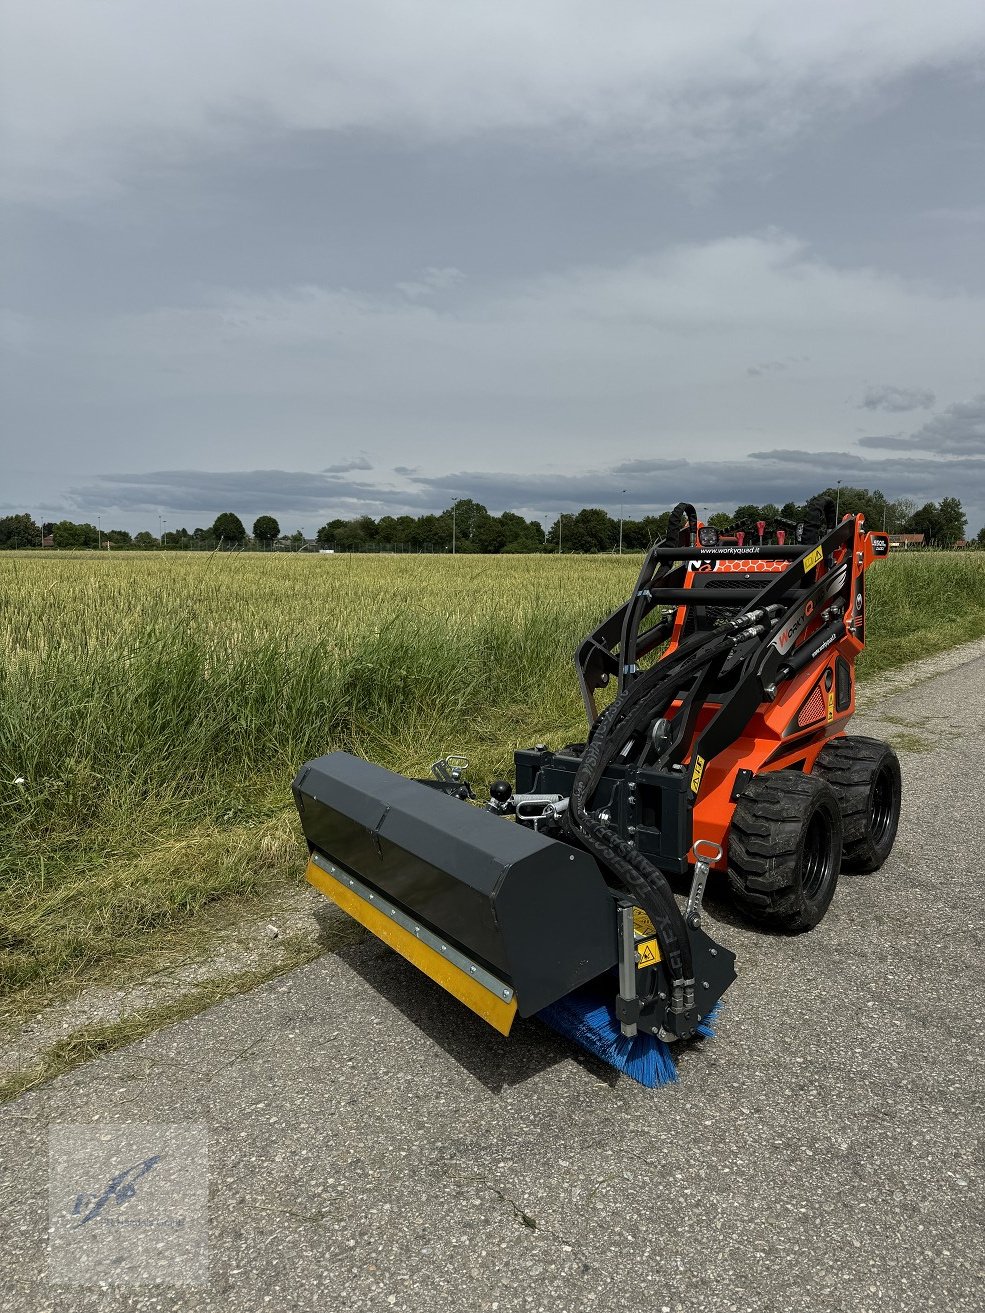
[2, 646, 983, 1312]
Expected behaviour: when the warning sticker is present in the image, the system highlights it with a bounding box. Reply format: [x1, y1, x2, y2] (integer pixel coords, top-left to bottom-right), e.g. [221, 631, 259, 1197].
[633, 908, 656, 937]
[636, 937, 661, 969]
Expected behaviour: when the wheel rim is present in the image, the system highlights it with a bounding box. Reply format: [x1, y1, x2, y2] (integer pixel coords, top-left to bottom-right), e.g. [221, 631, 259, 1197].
[801, 810, 833, 899]
[870, 765, 895, 845]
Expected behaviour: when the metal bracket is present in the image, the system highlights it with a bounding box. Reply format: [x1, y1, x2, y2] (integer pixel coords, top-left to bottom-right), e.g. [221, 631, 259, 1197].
[513, 793, 566, 829]
[686, 839, 722, 930]
[617, 902, 639, 1038]
[431, 754, 469, 784]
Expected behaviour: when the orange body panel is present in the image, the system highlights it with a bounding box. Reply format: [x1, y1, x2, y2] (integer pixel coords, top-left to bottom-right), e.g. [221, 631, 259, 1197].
[663, 515, 887, 870]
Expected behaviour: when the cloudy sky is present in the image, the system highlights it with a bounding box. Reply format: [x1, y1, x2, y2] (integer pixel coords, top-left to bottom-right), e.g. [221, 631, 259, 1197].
[2, 1, 984, 535]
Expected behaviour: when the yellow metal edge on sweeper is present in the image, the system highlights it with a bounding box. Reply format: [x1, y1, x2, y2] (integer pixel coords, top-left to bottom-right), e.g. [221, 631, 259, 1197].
[304, 857, 519, 1036]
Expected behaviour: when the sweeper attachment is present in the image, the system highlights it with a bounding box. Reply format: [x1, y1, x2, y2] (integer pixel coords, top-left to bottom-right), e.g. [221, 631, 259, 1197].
[293, 496, 902, 1084]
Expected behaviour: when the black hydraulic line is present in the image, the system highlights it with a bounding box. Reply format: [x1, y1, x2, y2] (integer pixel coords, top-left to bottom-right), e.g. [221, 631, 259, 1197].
[565, 729, 695, 993]
[777, 618, 846, 679]
[687, 562, 852, 769]
[644, 588, 766, 605]
[652, 646, 734, 770]
[566, 619, 751, 995]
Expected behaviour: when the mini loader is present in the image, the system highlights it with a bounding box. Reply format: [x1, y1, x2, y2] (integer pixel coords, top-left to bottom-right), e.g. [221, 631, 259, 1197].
[293, 496, 902, 1077]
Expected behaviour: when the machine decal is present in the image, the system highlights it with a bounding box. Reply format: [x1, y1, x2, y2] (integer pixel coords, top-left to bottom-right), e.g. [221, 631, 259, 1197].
[636, 937, 661, 968]
[803, 545, 823, 572]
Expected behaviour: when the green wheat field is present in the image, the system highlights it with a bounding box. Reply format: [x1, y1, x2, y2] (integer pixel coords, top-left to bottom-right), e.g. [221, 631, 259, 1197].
[2, 550, 984, 1006]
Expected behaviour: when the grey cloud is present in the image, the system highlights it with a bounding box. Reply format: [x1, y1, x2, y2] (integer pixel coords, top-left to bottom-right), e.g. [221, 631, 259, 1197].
[746, 361, 787, 377]
[859, 384, 936, 412]
[859, 394, 985, 454]
[855, 434, 924, 451]
[322, 457, 373, 474]
[407, 449, 984, 516]
[56, 445, 985, 533]
[66, 469, 404, 519]
[7, 5, 985, 202]
[395, 267, 466, 299]
[746, 448, 866, 467]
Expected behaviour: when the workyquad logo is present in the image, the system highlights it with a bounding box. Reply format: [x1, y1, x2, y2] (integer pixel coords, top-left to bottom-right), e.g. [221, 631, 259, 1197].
[772, 600, 814, 654]
[48, 1124, 208, 1286]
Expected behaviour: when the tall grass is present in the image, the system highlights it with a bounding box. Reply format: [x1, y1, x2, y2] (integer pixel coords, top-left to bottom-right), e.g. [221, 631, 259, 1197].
[2, 550, 983, 1000]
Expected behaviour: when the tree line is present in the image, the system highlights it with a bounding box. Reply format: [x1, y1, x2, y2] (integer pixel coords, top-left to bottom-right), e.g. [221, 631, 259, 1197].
[0, 488, 977, 553]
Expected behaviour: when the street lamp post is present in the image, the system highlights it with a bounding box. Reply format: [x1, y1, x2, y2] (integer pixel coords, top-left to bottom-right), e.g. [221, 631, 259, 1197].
[452, 502, 457, 555]
[97, 515, 101, 551]
[618, 489, 627, 555]
[558, 513, 563, 556]
[161, 519, 167, 547]
[835, 480, 842, 521]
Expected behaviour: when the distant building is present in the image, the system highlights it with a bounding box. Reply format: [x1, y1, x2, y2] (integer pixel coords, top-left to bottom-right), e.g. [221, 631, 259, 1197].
[888, 534, 925, 549]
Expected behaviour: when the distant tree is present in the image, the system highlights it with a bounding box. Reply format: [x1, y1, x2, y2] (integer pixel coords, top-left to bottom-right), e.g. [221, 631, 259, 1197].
[316, 519, 345, 546]
[811, 486, 890, 530]
[253, 515, 280, 546]
[566, 508, 616, 553]
[890, 497, 916, 532]
[212, 512, 246, 545]
[640, 512, 671, 543]
[906, 503, 940, 542]
[707, 512, 734, 531]
[500, 512, 543, 552]
[976, 524, 985, 546]
[52, 519, 98, 548]
[0, 513, 42, 548]
[620, 519, 650, 551]
[780, 501, 807, 524]
[105, 529, 133, 546]
[133, 531, 157, 549]
[936, 498, 967, 547]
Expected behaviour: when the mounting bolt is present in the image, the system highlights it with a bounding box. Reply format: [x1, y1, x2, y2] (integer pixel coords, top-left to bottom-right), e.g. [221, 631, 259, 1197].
[709, 947, 718, 957]
[627, 782, 636, 793]
[502, 989, 510, 999]
[627, 825, 637, 835]
[702, 981, 710, 990]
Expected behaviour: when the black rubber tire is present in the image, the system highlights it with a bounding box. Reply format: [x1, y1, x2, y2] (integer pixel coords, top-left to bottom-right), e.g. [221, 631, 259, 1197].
[813, 736, 902, 873]
[728, 772, 843, 932]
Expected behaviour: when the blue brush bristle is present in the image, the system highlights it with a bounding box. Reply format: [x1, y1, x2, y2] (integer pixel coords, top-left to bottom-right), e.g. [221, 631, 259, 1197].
[537, 987, 722, 1089]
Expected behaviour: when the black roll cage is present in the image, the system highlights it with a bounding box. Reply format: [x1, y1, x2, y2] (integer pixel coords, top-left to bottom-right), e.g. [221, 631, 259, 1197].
[574, 498, 859, 777]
